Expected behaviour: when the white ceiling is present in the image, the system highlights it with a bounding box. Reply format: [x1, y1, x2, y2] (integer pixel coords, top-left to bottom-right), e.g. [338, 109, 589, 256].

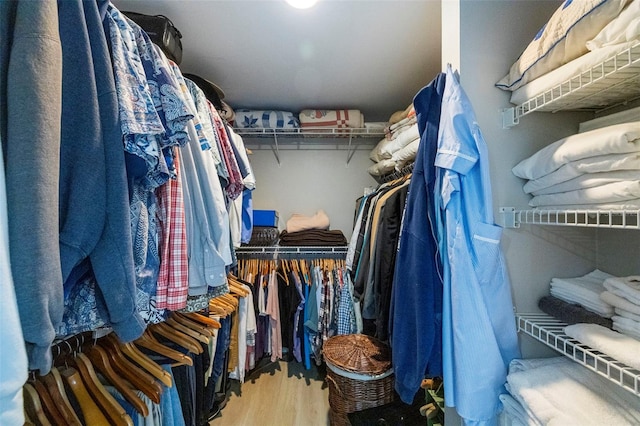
[112, 0, 442, 122]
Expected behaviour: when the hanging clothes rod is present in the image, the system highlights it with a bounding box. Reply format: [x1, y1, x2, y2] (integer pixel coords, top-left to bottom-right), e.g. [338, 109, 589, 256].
[235, 245, 348, 259]
[380, 161, 415, 183]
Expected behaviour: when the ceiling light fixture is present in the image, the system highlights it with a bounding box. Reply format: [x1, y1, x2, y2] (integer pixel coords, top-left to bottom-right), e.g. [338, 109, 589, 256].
[286, 0, 318, 9]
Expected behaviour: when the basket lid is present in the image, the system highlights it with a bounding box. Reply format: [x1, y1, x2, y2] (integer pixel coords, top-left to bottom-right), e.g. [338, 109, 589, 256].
[323, 334, 391, 375]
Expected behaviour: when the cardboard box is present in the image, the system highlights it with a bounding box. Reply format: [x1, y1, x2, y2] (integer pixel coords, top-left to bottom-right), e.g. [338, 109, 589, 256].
[253, 210, 279, 227]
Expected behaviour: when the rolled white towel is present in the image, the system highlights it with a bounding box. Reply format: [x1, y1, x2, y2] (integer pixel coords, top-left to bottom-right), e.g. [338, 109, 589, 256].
[615, 307, 640, 322]
[564, 323, 640, 371]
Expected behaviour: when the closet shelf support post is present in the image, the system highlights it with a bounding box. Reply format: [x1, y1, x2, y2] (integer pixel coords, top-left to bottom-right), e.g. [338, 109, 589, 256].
[345, 133, 355, 165]
[271, 131, 281, 166]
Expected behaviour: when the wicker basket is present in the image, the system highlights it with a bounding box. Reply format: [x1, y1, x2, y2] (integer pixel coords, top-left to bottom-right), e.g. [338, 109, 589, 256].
[323, 334, 394, 426]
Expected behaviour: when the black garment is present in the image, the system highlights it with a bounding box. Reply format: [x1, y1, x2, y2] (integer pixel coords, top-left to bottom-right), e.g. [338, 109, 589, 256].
[277, 268, 302, 360]
[374, 185, 409, 341]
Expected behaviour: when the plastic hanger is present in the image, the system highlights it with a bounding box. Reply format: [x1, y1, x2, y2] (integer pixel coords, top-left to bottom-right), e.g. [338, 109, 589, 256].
[59, 367, 111, 425]
[106, 333, 173, 388]
[40, 369, 82, 426]
[30, 377, 67, 425]
[23, 383, 52, 426]
[134, 329, 193, 366]
[72, 352, 133, 426]
[96, 336, 162, 404]
[149, 321, 203, 354]
[86, 345, 149, 417]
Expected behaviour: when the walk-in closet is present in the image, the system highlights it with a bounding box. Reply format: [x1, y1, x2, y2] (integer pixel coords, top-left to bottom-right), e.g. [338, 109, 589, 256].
[1, 0, 639, 425]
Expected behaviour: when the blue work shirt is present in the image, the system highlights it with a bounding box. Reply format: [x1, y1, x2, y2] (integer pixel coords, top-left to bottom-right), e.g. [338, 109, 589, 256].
[435, 65, 520, 425]
[389, 72, 446, 404]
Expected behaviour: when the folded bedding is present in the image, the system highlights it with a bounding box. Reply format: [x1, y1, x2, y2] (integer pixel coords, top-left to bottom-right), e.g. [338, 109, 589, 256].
[512, 122, 640, 181]
[278, 229, 347, 246]
[234, 109, 300, 129]
[391, 139, 420, 171]
[548, 269, 615, 316]
[538, 295, 613, 328]
[564, 323, 640, 370]
[506, 355, 640, 425]
[522, 152, 640, 194]
[550, 287, 614, 317]
[510, 39, 640, 105]
[385, 115, 417, 140]
[603, 275, 640, 305]
[285, 210, 330, 233]
[367, 159, 396, 177]
[587, 0, 640, 50]
[370, 138, 393, 162]
[299, 109, 364, 129]
[531, 200, 640, 210]
[528, 180, 640, 207]
[379, 124, 420, 158]
[530, 169, 639, 196]
[601, 290, 640, 315]
[388, 104, 414, 125]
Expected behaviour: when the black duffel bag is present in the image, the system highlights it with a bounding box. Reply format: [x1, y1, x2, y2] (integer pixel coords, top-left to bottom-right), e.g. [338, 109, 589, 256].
[123, 11, 183, 65]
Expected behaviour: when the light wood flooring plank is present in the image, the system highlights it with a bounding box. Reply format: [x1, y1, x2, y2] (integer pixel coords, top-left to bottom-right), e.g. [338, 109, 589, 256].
[211, 360, 330, 426]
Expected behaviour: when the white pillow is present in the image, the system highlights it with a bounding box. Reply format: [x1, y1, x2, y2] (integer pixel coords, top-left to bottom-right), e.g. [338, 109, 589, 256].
[587, 0, 640, 50]
[512, 121, 640, 180]
[496, 0, 630, 91]
[370, 137, 393, 162]
[368, 159, 396, 177]
[379, 123, 420, 158]
[391, 139, 420, 171]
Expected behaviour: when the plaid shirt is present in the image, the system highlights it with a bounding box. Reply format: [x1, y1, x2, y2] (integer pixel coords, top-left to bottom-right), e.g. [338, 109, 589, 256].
[155, 147, 189, 310]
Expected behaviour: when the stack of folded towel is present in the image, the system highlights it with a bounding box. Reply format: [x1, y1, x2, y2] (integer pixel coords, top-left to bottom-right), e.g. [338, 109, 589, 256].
[503, 357, 640, 425]
[368, 104, 420, 178]
[600, 275, 640, 339]
[512, 121, 640, 209]
[549, 269, 615, 317]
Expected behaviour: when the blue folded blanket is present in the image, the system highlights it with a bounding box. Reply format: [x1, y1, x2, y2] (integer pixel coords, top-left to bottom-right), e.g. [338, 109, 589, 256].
[234, 109, 300, 129]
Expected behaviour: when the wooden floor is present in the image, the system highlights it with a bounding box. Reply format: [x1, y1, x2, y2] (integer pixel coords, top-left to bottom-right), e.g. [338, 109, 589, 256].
[210, 360, 331, 426]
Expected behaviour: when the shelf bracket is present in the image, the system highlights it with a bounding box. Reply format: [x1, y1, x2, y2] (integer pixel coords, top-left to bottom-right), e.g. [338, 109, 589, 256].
[345, 133, 356, 165]
[502, 107, 518, 129]
[270, 132, 281, 165]
[499, 207, 519, 228]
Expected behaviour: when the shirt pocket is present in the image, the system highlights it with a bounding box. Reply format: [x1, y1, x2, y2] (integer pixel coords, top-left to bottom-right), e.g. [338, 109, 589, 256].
[471, 221, 505, 286]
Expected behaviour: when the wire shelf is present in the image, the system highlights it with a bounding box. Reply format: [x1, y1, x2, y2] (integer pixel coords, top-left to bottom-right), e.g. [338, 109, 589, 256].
[235, 245, 348, 259]
[517, 313, 640, 397]
[503, 42, 640, 127]
[234, 127, 385, 138]
[499, 208, 640, 229]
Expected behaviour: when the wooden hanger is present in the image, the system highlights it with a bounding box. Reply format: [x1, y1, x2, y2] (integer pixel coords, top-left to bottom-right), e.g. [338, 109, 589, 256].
[106, 333, 173, 388]
[170, 312, 214, 337]
[86, 345, 149, 417]
[149, 321, 203, 354]
[23, 383, 52, 426]
[71, 352, 133, 426]
[96, 336, 162, 404]
[165, 316, 210, 344]
[59, 367, 111, 425]
[39, 369, 82, 426]
[134, 329, 193, 367]
[29, 376, 67, 425]
[181, 311, 221, 329]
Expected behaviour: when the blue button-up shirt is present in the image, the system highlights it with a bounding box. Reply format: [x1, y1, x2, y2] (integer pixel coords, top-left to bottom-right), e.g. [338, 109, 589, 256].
[435, 65, 520, 426]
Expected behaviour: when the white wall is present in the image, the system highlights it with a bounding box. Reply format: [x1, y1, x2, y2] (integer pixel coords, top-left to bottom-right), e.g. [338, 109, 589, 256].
[245, 145, 379, 238]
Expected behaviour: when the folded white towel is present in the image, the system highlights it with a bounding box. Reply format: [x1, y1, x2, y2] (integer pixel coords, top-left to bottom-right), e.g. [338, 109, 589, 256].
[613, 318, 640, 340]
[612, 315, 640, 333]
[507, 357, 640, 425]
[499, 393, 540, 426]
[564, 323, 640, 371]
[615, 307, 640, 322]
[529, 180, 640, 207]
[604, 276, 640, 305]
[600, 290, 640, 316]
[509, 356, 568, 374]
[550, 287, 614, 317]
[548, 270, 615, 317]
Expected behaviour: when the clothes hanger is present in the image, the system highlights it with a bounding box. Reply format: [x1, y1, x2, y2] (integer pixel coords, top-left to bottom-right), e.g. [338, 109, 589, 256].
[29, 376, 68, 425]
[165, 316, 211, 344]
[40, 369, 82, 426]
[23, 383, 52, 426]
[96, 336, 162, 404]
[59, 367, 111, 425]
[181, 311, 221, 329]
[72, 352, 134, 426]
[149, 321, 203, 354]
[85, 345, 149, 417]
[106, 333, 173, 388]
[170, 312, 214, 336]
[134, 329, 193, 366]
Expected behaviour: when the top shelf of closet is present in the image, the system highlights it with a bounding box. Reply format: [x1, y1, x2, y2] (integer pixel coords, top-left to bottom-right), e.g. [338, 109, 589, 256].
[502, 42, 640, 128]
[235, 127, 385, 139]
